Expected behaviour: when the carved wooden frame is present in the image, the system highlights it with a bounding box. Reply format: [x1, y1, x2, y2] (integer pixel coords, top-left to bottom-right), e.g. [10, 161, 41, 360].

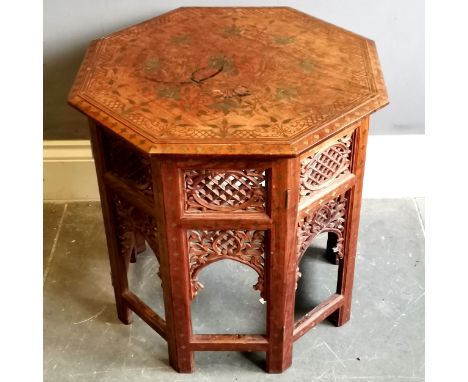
[187, 229, 266, 299]
[184, 169, 266, 213]
[112, 193, 160, 273]
[296, 194, 348, 282]
[87, 115, 369, 374]
[299, 134, 353, 202]
[68, 4, 389, 374]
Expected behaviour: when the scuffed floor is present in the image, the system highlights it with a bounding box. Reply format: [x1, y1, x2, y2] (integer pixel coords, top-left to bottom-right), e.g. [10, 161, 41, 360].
[44, 198, 425, 382]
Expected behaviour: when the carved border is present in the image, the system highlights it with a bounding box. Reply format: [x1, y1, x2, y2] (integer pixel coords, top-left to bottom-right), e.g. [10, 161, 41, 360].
[113, 195, 160, 275]
[68, 10, 388, 156]
[296, 194, 347, 282]
[187, 229, 266, 299]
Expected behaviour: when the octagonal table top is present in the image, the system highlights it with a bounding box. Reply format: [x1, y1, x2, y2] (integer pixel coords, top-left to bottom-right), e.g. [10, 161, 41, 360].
[68, 7, 388, 156]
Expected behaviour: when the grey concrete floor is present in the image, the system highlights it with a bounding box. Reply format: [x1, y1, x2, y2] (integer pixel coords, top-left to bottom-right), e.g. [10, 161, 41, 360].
[44, 198, 425, 382]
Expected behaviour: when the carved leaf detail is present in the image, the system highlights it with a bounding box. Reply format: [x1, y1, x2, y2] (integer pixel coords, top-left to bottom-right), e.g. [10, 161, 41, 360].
[296, 194, 348, 283]
[187, 230, 265, 299]
[113, 195, 160, 279]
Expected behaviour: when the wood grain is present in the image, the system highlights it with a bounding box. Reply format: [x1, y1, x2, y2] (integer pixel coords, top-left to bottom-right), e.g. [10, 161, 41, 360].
[88, 120, 132, 324]
[122, 291, 166, 339]
[190, 334, 268, 351]
[293, 294, 344, 341]
[330, 116, 370, 326]
[68, 7, 388, 156]
[69, 7, 388, 375]
[265, 158, 299, 372]
[151, 158, 194, 372]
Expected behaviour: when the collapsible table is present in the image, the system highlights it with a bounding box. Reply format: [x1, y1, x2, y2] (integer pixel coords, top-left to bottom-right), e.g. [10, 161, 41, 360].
[69, 7, 388, 373]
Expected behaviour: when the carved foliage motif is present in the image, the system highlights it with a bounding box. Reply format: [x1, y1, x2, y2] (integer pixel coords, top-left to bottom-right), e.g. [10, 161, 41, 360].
[71, 8, 382, 143]
[103, 130, 153, 198]
[300, 135, 352, 202]
[187, 230, 265, 299]
[296, 195, 347, 280]
[184, 169, 266, 212]
[113, 195, 160, 272]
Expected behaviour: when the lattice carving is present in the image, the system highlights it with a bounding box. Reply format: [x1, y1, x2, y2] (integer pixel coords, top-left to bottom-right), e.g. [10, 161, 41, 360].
[187, 230, 265, 299]
[103, 130, 153, 198]
[300, 135, 353, 202]
[113, 195, 160, 276]
[184, 169, 266, 212]
[296, 195, 347, 281]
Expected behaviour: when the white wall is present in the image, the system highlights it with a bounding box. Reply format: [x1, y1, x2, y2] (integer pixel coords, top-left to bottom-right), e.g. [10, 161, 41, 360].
[44, 0, 424, 139]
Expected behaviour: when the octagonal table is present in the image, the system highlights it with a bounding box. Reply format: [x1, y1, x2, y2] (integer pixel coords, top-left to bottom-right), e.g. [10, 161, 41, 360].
[68, 7, 388, 373]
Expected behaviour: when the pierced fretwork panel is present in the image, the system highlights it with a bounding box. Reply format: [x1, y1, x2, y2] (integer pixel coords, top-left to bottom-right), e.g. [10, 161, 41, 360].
[112, 194, 160, 275]
[184, 169, 266, 213]
[187, 230, 266, 299]
[300, 134, 353, 202]
[296, 194, 348, 281]
[103, 129, 153, 198]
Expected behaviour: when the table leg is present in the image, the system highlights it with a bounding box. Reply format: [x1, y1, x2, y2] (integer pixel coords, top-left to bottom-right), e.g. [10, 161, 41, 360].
[331, 117, 369, 326]
[89, 120, 132, 324]
[152, 159, 194, 373]
[266, 158, 299, 373]
[326, 232, 339, 264]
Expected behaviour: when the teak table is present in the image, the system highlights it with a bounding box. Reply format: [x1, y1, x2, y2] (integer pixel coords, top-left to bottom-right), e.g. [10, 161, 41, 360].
[68, 7, 388, 373]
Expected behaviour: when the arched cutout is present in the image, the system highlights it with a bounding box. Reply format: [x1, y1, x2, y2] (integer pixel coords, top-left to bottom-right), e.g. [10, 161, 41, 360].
[191, 259, 267, 335]
[295, 232, 339, 321]
[127, 241, 165, 318]
[187, 229, 265, 299]
[191, 256, 264, 300]
[296, 194, 347, 275]
[113, 195, 164, 317]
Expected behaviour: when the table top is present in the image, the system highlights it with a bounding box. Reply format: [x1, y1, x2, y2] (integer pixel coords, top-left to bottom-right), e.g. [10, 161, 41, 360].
[69, 7, 388, 156]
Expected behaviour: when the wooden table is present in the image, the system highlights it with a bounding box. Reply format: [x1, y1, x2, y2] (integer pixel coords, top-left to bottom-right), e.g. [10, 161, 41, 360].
[68, 7, 388, 373]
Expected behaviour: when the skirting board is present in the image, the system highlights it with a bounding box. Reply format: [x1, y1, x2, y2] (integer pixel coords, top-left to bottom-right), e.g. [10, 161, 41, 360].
[43, 141, 99, 201]
[43, 135, 425, 201]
